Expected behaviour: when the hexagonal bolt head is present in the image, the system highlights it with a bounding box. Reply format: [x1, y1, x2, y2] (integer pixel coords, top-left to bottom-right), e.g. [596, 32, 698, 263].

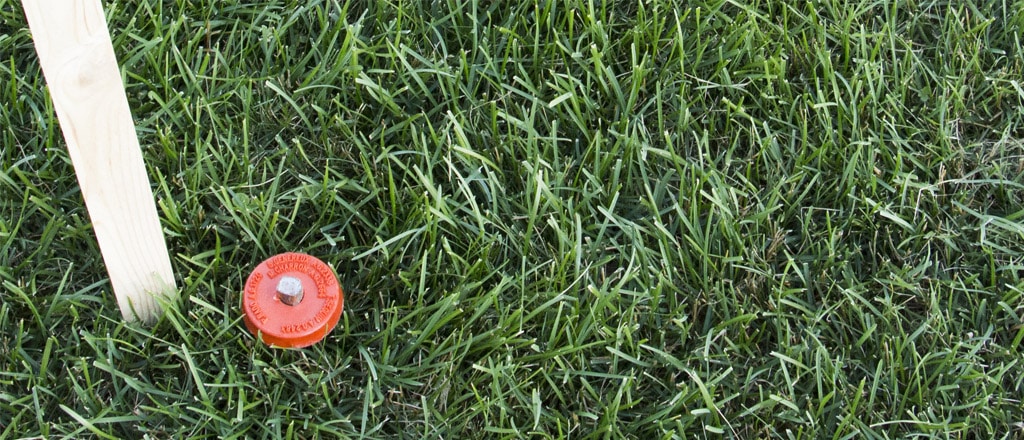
[276, 276, 304, 306]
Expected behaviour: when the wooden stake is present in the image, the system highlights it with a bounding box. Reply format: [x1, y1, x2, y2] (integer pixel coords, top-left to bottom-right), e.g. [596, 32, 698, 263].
[23, 0, 177, 323]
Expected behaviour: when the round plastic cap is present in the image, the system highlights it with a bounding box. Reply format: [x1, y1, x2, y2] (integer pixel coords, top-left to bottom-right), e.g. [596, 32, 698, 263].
[242, 252, 344, 348]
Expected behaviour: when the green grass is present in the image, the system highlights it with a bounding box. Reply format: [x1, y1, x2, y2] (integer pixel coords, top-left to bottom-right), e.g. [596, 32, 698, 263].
[2, 0, 1024, 437]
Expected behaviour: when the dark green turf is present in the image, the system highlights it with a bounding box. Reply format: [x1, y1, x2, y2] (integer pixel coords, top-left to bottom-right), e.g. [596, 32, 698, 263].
[2, 0, 1023, 438]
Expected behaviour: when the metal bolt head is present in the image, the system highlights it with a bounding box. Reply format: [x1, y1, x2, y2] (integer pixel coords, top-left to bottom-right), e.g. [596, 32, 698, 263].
[276, 276, 304, 306]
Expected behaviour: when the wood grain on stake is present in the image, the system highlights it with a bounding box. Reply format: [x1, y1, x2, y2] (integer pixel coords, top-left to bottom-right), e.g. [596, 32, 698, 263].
[23, 0, 177, 322]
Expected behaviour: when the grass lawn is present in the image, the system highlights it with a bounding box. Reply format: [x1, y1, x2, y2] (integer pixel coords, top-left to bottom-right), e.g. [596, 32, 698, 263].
[2, 0, 1024, 437]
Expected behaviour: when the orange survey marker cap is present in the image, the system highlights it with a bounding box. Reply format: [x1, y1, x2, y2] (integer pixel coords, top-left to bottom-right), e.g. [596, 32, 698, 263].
[242, 252, 344, 348]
